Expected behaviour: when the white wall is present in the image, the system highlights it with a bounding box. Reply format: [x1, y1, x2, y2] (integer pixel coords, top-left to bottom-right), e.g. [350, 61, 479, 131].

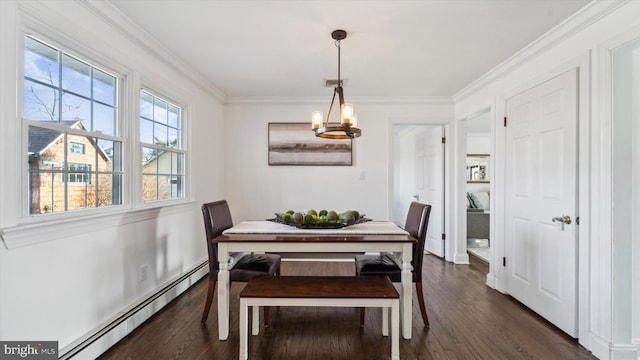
[223, 101, 453, 225]
[454, 1, 640, 358]
[0, 0, 225, 352]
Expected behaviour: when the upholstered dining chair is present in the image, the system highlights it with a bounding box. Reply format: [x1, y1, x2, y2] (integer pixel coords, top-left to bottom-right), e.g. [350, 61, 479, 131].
[355, 202, 432, 327]
[200, 200, 281, 325]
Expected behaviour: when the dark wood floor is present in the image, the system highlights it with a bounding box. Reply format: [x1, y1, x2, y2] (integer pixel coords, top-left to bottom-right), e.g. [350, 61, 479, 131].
[99, 255, 596, 360]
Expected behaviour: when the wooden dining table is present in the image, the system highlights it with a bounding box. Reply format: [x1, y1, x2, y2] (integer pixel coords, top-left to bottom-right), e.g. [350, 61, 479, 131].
[213, 220, 416, 341]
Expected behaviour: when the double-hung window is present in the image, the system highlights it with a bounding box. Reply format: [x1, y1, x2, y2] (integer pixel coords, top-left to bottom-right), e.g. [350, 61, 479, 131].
[23, 35, 123, 214]
[139, 91, 185, 201]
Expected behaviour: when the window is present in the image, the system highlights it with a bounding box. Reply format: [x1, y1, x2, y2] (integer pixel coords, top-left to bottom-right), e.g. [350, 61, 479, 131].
[69, 142, 85, 155]
[65, 163, 91, 184]
[23, 35, 123, 214]
[140, 91, 185, 201]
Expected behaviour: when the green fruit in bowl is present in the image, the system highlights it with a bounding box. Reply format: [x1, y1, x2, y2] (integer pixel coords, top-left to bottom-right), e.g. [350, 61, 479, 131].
[319, 209, 328, 216]
[318, 215, 328, 223]
[350, 210, 360, 220]
[306, 209, 318, 216]
[281, 213, 292, 223]
[285, 210, 295, 215]
[304, 213, 317, 224]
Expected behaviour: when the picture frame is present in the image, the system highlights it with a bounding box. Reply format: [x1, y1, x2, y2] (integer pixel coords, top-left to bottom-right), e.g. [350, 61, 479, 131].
[268, 122, 352, 166]
[466, 154, 490, 183]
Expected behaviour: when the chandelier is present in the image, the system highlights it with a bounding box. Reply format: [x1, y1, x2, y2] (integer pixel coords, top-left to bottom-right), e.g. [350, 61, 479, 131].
[311, 30, 361, 139]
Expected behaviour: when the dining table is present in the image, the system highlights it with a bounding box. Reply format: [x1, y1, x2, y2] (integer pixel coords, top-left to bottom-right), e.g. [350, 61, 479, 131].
[213, 220, 417, 341]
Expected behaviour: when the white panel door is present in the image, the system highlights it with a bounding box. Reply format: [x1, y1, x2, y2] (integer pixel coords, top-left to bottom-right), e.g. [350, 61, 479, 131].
[415, 127, 445, 257]
[504, 69, 578, 337]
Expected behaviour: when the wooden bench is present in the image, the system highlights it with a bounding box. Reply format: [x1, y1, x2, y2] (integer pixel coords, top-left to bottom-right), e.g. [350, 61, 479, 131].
[239, 275, 399, 360]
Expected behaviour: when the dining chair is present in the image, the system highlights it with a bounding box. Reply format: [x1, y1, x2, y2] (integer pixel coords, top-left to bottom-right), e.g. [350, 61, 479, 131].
[354, 201, 432, 327]
[201, 200, 281, 325]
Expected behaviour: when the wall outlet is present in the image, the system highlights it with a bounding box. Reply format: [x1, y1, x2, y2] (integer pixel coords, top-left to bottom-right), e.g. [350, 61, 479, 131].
[140, 264, 148, 281]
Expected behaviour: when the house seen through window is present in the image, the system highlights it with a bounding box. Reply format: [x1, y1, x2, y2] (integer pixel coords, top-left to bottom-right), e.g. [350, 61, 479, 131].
[23, 35, 123, 214]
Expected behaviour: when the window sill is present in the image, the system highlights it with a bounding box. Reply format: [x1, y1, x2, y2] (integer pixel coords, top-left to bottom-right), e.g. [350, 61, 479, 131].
[0, 200, 196, 249]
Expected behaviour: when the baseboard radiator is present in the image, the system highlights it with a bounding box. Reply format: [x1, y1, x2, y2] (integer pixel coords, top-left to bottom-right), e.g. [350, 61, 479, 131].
[60, 260, 208, 360]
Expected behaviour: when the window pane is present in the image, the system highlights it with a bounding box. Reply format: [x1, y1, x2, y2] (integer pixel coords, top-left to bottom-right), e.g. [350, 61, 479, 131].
[140, 92, 153, 119]
[168, 105, 179, 128]
[60, 92, 91, 127]
[94, 69, 115, 106]
[168, 127, 179, 148]
[154, 122, 168, 145]
[154, 99, 168, 124]
[61, 54, 91, 98]
[24, 37, 59, 85]
[140, 119, 154, 144]
[157, 174, 173, 200]
[29, 171, 65, 214]
[24, 79, 59, 121]
[93, 102, 115, 135]
[67, 180, 92, 210]
[142, 147, 158, 169]
[142, 175, 158, 201]
[170, 152, 184, 175]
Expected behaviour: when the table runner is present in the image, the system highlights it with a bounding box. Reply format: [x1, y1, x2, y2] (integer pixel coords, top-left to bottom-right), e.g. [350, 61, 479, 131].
[223, 220, 408, 235]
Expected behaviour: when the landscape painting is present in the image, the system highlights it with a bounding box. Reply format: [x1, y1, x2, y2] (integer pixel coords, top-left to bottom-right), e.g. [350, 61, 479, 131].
[268, 123, 352, 166]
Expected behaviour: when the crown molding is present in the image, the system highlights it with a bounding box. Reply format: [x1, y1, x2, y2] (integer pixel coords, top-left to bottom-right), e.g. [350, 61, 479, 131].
[453, 0, 629, 102]
[226, 95, 453, 105]
[79, 0, 228, 103]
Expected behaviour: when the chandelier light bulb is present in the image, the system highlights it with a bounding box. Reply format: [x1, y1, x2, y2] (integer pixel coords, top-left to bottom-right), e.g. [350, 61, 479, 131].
[312, 111, 323, 129]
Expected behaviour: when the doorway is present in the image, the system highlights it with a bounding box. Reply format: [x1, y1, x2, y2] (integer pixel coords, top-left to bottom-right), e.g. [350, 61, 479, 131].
[392, 124, 445, 258]
[464, 110, 492, 264]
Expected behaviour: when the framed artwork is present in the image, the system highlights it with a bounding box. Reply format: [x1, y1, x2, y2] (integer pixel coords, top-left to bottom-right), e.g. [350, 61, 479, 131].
[268, 122, 352, 166]
[466, 154, 490, 183]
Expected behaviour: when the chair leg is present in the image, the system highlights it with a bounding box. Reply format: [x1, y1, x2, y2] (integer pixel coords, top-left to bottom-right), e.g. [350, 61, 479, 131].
[415, 281, 429, 326]
[264, 307, 269, 327]
[360, 307, 365, 327]
[201, 279, 216, 324]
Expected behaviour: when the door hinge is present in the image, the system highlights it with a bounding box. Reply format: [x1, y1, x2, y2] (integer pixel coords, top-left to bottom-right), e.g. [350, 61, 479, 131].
[503, 116, 507, 127]
[441, 137, 446, 144]
[441, 233, 445, 240]
[576, 216, 580, 225]
[503, 257, 506, 267]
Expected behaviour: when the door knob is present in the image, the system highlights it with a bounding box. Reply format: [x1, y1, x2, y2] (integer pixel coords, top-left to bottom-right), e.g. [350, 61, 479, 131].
[552, 215, 572, 230]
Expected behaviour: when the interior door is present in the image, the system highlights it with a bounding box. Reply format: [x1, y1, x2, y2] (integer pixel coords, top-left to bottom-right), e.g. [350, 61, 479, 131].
[504, 69, 578, 336]
[415, 126, 445, 257]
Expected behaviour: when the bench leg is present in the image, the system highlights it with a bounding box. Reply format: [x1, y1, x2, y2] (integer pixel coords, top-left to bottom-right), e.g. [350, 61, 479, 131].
[252, 306, 260, 335]
[381, 307, 389, 336]
[239, 299, 249, 360]
[391, 300, 399, 360]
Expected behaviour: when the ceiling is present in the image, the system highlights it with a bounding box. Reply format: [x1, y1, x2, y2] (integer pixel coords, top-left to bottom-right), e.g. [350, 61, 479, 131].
[108, 0, 591, 100]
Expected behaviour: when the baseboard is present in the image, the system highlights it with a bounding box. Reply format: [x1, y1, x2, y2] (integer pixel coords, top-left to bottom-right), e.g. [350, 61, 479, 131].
[59, 260, 209, 360]
[453, 252, 469, 264]
[485, 272, 497, 289]
[589, 333, 640, 360]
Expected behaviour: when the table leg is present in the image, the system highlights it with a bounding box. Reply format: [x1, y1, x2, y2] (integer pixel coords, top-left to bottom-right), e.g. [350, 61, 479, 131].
[239, 298, 248, 360]
[218, 244, 230, 340]
[391, 300, 400, 360]
[252, 305, 260, 335]
[401, 243, 412, 339]
[382, 307, 389, 336]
